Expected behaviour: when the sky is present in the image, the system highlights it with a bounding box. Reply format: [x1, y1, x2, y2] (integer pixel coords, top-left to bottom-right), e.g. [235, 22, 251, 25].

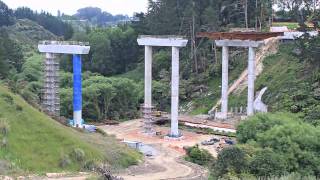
[2, 0, 149, 16]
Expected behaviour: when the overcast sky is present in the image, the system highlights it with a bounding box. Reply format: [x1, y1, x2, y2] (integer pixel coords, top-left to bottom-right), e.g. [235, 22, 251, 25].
[2, 0, 149, 16]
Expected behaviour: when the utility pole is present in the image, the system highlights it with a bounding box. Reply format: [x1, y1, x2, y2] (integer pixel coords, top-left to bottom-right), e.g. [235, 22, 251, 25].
[256, 0, 258, 30]
[191, 0, 198, 73]
[245, 0, 248, 28]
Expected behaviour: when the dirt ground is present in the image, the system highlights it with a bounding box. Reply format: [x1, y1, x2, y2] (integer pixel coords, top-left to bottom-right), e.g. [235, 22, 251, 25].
[99, 119, 219, 180]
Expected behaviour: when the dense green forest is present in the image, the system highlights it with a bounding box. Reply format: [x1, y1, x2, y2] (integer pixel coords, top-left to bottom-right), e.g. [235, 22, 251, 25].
[0, 0, 319, 178]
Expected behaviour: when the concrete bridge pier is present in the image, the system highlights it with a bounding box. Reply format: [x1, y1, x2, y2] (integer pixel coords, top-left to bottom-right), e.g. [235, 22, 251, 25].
[137, 36, 188, 138]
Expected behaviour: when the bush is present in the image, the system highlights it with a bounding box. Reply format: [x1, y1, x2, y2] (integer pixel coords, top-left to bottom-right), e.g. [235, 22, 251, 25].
[236, 113, 297, 143]
[1, 137, 8, 148]
[185, 145, 215, 166]
[249, 149, 286, 177]
[83, 160, 100, 171]
[0, 93, 14, 105]
[214, 146, 248, 177]
[70, 148, 86, 162]
[0, 160, 12, 175]
[59, 154, 72, 168]
[304, 105, 320, 126]
[15, 104, 23, 111]
[235, 113, 320, 177]
[0, 118, 9, 136]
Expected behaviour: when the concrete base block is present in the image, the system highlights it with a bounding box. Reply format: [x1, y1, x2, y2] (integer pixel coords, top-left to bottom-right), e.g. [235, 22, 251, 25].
[141, 131, 157, 137]
[215, 112, 228, 120]
[240, 116, 248, 120]
[164, 135, 184, 141]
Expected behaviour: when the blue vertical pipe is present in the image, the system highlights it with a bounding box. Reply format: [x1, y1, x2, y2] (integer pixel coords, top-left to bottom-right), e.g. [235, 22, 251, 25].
[73, 54, 82, 127]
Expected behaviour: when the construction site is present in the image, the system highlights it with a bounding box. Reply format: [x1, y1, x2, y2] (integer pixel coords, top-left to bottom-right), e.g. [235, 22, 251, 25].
[1, 0, 320, 179]
[35, 27, 320, 179]
[39, 31, 292, 179]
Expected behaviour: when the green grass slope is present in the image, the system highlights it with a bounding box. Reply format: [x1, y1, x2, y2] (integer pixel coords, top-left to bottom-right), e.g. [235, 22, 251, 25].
[0, 85, 140, 175]
[6, 19, 58, 53]
[228, 44, 320, 124]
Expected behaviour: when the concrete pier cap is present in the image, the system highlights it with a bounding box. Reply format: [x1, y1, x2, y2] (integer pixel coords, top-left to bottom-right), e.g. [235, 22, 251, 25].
[215, 39, 265, 48]
[137, 35, 188, 47]
[38, 41, 90, 54]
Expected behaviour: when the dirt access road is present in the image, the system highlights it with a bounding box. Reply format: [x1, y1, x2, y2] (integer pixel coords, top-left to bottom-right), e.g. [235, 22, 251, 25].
[99, 119, 216, 180]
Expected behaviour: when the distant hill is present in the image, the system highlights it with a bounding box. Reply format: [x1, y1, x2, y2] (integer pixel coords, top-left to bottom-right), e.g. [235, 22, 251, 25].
[5, 19, 57, 52]
[68, 7, 132, 27]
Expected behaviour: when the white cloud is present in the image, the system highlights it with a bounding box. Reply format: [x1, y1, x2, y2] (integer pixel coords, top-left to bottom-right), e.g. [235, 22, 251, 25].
[2, 0, 148, 16]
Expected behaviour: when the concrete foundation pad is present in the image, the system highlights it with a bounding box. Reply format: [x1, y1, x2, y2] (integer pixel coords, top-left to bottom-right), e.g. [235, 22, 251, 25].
[141, 131, 157, 137]
[164, 135, 185, 141]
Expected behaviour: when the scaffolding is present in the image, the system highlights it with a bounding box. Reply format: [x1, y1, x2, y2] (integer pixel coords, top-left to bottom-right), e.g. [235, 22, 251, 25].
[42, 53, 60, 117]
[141, 105, 155, 135]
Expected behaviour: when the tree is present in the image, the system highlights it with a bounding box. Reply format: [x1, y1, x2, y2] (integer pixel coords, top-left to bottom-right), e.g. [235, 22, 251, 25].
[276, 0, 317, 30]
[0, 29, 24, 79]
[14, 7, 74, 39]
[296, 35, 320, 67]
[249, 149, 286, 177]
[71, 26, 139, 76]
[214, 146, 248, 177]
[236, 113, 293, 143]
[0, 1, 14, 26]
[236, 113, 320, 177]
[108, 78, 140, 120]
[185, 145, 215, 166]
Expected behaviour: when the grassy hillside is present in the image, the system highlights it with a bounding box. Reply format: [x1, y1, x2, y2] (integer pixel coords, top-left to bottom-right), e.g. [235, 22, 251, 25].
[0, 84, 140, 175]
[5, 19, 57, 53]
[228, 43, 320, 124]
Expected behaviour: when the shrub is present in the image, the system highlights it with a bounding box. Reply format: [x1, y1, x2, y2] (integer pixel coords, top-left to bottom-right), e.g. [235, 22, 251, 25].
[236, 113, 320, 177]
[214, 146, 248, 177]
[96, 128, 107, 136]
[0, 160, 12, 175]
[15, 104, 23, 111]
[304, 105, 320, 126]
[249, 149, 286, 177]
[0, 118, 9, 136]
[21, 89, 38, 106]
[236, 113, 298, 143]
[1, 137, 7, 148]
[83, 160, 100, 171]
[59, 154, 72, 168]
[185, 145, 215, 166]
[70, 148, 86, 162]
[0, 93, 14, 105]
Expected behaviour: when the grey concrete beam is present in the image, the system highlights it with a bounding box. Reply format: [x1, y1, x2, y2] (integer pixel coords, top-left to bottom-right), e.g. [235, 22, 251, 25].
[215, 40, 264, 48]
[137, 35, 188, 47]
[38, 44, 90, 54]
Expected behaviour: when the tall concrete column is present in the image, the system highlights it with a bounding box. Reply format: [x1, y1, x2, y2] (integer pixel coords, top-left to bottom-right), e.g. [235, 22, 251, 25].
[247, 47, 256, 116]
[144, 46, 153, 108]
[221, 46, 229, 119]
[170, 47, 180, 137]
[73, 54, 82, 127]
